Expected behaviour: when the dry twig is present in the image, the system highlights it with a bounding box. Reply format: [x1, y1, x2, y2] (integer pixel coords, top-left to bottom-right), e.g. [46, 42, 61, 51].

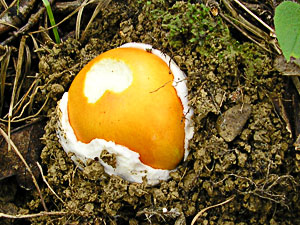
[36, 162, 65, 205]
[1, 1, 50, 45]
[80, 0, 112, 41]
[232, 0, 275, 34]
[75, 0, 89, 40]
[0, 211, 68, 219]
[7, 36, 27, 151]
[220, 0, 277, 52]
[191, 196, 235, 225]
[0, 45, 11, 114]
[0, 0, 38, 35]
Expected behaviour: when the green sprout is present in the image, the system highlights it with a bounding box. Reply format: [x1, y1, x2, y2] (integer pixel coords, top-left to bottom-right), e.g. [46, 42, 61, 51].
[42, 0, 61, 44]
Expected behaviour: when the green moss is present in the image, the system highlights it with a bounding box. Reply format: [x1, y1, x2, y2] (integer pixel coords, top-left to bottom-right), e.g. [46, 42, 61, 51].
[150, 2, 227, 49]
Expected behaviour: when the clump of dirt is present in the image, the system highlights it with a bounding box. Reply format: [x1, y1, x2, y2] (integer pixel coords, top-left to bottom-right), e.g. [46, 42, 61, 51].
[2, 1, 299, 224]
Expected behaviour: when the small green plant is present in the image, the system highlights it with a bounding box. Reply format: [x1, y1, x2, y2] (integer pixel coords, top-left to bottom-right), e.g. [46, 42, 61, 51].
[151, 2, 224, 48]
[274, 1, 300, 62]
[42, 0, 61, 44]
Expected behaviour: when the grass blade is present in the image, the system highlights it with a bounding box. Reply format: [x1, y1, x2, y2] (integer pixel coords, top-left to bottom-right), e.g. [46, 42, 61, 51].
[42, 0, 60, 44]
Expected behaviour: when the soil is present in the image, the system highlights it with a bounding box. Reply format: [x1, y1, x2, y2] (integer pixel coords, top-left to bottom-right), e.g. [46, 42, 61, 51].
[0, 0, 299, 224]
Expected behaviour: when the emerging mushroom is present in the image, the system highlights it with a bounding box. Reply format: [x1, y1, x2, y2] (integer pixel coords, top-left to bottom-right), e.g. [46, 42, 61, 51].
[57, 43, 193, 185]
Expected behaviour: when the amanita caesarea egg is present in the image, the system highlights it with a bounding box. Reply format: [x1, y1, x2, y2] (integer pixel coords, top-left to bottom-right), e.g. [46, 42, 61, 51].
[57, 43, 194, 185]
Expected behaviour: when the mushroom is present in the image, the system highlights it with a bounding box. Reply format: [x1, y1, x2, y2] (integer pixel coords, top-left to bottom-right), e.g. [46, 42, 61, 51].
[57, 43, 193, 185]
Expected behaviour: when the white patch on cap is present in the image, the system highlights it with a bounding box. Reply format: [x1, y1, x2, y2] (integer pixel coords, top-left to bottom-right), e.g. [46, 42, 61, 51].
[84, 58, 133, 103]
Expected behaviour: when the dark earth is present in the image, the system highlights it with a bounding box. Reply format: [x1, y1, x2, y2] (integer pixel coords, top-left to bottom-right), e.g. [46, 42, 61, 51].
[0, 0, 299, 224]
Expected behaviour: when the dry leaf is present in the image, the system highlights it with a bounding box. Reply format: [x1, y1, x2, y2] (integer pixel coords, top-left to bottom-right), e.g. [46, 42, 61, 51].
[274, 55, 300, 76]
[0, 121, 44, 189]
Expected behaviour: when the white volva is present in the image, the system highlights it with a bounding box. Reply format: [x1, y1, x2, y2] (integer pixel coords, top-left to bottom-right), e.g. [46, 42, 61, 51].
[58, 93, 170, 185]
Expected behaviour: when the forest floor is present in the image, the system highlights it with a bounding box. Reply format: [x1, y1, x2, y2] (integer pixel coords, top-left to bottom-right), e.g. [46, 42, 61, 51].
[0, 0, 299, 224]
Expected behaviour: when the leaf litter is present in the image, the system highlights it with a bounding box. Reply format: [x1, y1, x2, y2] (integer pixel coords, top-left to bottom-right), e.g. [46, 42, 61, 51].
[0, 0, 299, 224]
[0, 121, 45, 189]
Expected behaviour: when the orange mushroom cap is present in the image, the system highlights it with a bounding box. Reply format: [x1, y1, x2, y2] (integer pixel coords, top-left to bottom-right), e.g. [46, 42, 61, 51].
[67, 47, 185, 170]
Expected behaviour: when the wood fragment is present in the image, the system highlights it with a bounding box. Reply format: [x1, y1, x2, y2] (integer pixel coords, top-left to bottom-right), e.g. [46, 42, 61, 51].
[0, 0, 38, 35]
[1, 0, 51, 45]
[0, 211, 68, 219]
[54, 0, 81, 13]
